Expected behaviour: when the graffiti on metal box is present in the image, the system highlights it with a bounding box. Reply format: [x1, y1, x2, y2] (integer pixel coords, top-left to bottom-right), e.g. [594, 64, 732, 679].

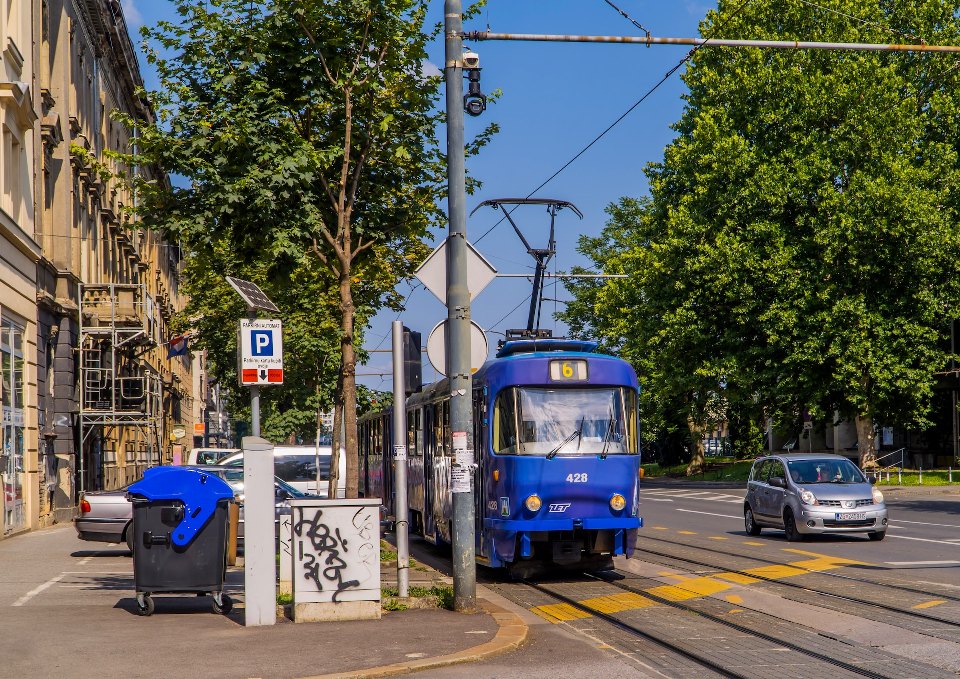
[292, 505, 378, 603]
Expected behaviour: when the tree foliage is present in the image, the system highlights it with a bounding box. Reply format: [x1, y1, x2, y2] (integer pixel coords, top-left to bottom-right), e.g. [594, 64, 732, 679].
[563, 0, 960, 470]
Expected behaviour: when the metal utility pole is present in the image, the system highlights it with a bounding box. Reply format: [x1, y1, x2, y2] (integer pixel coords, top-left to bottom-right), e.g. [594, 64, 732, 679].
[445, 0, 476, 612]
[391, 321, 410, 598]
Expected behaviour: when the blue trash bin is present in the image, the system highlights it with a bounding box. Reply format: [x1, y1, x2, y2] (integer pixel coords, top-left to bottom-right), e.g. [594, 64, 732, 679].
[127, 466, 235, 616]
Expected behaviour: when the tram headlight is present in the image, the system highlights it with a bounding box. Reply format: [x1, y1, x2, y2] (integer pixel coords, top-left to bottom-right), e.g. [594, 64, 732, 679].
[872, 488, 884, 504]
[610, 493, 626, 512]
[798, 488, 818, 506]
[524, 494, 542, 512]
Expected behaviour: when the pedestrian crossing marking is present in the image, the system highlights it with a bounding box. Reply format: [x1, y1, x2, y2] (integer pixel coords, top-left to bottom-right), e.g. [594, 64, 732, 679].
[913, 600, 946, 609]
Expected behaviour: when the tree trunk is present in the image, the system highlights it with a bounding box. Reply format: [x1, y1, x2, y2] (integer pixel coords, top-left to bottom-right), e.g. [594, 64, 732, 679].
[855, 415, 877, 470]
[327, 391, 343, 498]
[685, 412, 706, 475]
[338, 269, 360, 498]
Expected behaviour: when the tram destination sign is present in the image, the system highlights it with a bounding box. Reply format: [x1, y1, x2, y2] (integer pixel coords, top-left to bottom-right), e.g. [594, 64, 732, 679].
[238, 318, 284, 386]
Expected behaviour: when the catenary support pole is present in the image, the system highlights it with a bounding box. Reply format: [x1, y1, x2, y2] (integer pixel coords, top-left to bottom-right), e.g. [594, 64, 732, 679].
[392, 321, 409, 598]
[445, 0, 476, 612]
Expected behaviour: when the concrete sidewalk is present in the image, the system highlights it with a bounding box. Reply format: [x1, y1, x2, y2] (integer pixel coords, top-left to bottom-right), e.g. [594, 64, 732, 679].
[0, 525, 528, 679]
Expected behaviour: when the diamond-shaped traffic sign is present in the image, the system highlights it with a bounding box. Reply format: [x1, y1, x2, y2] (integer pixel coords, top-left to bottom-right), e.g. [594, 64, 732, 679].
[414, 238, 497, 305]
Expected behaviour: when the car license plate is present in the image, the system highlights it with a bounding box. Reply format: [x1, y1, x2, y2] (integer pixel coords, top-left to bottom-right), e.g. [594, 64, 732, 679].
[835, 512, 866, 521]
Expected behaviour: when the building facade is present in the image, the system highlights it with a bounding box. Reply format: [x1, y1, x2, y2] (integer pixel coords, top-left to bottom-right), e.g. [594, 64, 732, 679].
[0, 0, 197, 540]
[1, 0, 41, 537]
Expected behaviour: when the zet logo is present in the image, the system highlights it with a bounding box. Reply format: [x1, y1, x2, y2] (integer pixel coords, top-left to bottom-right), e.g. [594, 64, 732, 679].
[548, 503, 571, 513]
[499, 497, 510, 517]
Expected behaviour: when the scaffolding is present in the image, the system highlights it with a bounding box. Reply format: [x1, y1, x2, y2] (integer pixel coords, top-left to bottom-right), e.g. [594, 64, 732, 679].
[78, 283, 163, 491]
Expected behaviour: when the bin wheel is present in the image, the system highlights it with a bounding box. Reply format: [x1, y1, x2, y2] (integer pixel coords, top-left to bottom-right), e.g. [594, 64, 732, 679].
[212, 593, 232, 615]
[136, 595, 154, 616]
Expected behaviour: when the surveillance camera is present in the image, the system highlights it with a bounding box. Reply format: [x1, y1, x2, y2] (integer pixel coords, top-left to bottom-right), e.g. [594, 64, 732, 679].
[464, 94, 486, 117]
[462, 51, 480, 69]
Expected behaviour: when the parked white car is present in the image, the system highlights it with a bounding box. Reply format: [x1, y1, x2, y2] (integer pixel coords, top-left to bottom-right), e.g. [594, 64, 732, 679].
[216, 445, 346, 497]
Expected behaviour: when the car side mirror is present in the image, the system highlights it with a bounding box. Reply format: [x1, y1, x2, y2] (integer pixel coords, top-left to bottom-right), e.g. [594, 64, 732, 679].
[869, 476, 877, 485]
[769, 476, 786, 489]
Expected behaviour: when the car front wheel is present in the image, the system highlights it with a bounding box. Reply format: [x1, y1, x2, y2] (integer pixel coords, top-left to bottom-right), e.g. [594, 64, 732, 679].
[744, 506, 762, 536]
[783, 509, 805, 542]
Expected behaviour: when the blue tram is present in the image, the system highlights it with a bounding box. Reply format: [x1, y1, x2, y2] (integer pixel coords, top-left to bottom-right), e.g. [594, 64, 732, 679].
[359, 338, 643, 573]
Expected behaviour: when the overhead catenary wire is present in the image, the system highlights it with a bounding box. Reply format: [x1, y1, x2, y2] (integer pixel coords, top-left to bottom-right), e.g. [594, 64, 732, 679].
[473, 0, 758, 247]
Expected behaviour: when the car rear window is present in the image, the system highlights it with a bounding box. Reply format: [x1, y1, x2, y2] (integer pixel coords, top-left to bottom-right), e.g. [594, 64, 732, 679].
[275, 454, 331, 483]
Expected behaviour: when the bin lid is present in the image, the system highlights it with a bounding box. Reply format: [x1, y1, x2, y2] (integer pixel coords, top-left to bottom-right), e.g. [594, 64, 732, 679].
[128, 467, 234, 548]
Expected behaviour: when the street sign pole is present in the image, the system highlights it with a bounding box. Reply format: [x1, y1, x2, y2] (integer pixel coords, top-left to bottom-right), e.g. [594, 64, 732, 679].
[445, 0, 476, 612]
[391, 321, 409, 598]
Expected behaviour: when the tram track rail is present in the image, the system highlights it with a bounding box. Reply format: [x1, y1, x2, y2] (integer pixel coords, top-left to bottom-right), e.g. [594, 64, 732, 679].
[522, 575, 899, 679]
[518, 578, 750, 679]
[633, 534, 960, 629]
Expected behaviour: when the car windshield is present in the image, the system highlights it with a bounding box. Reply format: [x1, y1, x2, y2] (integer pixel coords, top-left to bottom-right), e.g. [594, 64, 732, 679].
[787, 458, 866, 484]
[493, 386, 637, 456]
[218, 469, 305, 497]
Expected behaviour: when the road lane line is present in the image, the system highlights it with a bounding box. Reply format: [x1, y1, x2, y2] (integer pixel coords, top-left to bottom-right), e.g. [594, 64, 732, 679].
[887, 518, 960, 529]
[12, 574, 65, 607]
[675, 508, 741, 520]
[640, 498, 675, 502]
[885, 534, 960, 546]
[885, 560, 960, 566]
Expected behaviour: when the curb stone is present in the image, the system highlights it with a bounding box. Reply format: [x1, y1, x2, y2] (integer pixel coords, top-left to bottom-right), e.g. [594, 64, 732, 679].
[296, 596, 528, 679]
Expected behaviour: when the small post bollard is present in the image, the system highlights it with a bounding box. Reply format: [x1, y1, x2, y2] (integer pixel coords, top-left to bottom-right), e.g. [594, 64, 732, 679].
[950, 467, 953, 484]
[919, 466, 923, 484]
[898, 468, 902, 484]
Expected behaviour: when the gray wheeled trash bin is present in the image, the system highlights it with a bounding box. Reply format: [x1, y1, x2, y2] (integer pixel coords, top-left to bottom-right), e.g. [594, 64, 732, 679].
[127, 466, 235, 616]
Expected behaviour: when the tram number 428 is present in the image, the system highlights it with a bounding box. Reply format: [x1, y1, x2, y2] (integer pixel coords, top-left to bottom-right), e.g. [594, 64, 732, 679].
[566, 473, 588, 483]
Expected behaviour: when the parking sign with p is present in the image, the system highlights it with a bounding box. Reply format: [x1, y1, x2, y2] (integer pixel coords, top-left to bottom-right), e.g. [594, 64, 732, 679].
[239, 319, 283, 386]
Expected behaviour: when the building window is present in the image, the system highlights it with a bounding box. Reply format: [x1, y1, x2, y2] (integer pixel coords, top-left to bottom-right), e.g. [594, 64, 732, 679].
[1, 315, 26, 533]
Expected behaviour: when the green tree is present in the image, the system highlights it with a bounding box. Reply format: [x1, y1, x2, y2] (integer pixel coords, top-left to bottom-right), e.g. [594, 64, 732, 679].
[564, 1, 960, 470]
[123, 0, 497, 495]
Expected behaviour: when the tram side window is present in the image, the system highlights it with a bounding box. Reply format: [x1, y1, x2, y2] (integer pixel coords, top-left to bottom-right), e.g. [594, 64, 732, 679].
[441, 400, 451, 456]
[414, 408, 423, 456]
[493, 388, 518, 454]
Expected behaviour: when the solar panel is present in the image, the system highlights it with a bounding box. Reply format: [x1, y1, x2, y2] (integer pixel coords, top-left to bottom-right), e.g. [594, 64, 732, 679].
[226, 276, 280, 313]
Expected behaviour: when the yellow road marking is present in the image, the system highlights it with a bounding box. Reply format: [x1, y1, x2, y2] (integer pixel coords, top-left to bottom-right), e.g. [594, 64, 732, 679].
[652, 526, 669, 531]
[532, 547, 861, 623]
[531, 603, 593, 622]
[728, 608, 743, 613]
[581, 592, 657, 614]
[914, 600, 946, 609]
[709, 536, 729, 540]
[742, 541, 764, 546]
[678, 530, 697, 535]
[714, 572, 759, 585]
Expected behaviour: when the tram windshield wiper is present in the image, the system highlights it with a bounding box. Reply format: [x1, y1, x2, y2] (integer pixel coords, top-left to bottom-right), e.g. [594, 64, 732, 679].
[600, 409, 615, 460]
[546, 418, 584, 459]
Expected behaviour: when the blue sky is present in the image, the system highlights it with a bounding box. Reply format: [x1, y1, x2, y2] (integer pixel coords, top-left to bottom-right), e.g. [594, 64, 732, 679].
[124, 1, 714, 388]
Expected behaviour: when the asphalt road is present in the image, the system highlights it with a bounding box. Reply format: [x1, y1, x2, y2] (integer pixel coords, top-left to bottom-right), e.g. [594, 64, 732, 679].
[636, 483, 960, 586]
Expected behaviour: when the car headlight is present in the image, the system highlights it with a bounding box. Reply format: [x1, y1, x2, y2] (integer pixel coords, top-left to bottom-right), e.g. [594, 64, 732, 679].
[872, 488, 884, 504]
[524, 495, 542, 512]
[610, 493, 626, 511]
[798, 488, 818, 506]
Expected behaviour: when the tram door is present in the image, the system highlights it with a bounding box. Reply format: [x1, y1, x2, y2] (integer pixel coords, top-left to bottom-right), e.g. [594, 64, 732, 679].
[422, 403, 436, 541]
[473, 388, 486, 557]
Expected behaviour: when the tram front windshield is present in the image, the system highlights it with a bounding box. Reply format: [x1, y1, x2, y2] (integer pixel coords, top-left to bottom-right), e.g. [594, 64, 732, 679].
[493, 387, 637, 456]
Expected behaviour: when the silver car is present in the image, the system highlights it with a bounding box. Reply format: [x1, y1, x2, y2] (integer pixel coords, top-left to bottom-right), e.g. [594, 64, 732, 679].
[74, 465, 305, 552]
[744, 453, 888, 541]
